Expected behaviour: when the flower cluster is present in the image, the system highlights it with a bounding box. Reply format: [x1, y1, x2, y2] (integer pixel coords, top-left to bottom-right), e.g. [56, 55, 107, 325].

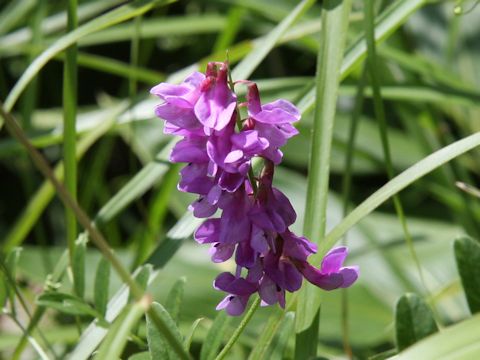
[151, 62, 359, 316]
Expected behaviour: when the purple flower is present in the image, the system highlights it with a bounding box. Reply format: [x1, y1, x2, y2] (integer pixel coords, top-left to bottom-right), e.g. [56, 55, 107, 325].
[151, 61, 359, 316]
[150, 72, 205, 135]
[295, 247, 359, 290]
[194, 63, 237, 133]
[246, 84, 300, 164]
[214, 272, 258, 316]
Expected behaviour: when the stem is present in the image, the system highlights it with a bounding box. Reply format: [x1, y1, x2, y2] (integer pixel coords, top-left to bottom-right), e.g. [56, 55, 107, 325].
[0, 104, 192, 360]
[63, 0, 78, 270]
[214, 297, 261, 360]
[339, 66, 368, 359]
[295, 0, 352, 353]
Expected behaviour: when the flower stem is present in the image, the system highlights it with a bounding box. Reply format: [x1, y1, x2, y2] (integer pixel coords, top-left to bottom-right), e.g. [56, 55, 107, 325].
[214, 296, 261, 360]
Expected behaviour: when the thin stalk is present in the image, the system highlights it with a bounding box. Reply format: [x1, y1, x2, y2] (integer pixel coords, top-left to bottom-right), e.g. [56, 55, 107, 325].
[0, 104, 192, 360]
[364, 0, 428, 292]
[63, 0, 78, 269]
[295, 1, 352, 355]
[339, 66, 368, 359]
[214, 297, 261, 360]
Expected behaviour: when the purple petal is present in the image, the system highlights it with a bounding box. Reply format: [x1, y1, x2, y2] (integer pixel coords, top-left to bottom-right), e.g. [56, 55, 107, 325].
[189, 197, 217, 218]
[216, 295, 248, 316]
[230, 130, 269, 154]
[339, 266, 359, 288]
[282, 231, 317, 261]
[170, 137, 208, 163]
[209, 243, 235, 263]
[218, 171, 246, 192]
[258, 276, 278, 305]
[253, 99, 300, 124]
[178, 163, 214, 195]
[224, 149, 244, 164]
[298, 262, 343, 290]
[271, 188, 297, 228]
[235, 241, 256, 268]
[321, 246, 348, 273]
[194, 218, 220, 244]
[250, 225, 269, 254]
[214, 272, 257, 296]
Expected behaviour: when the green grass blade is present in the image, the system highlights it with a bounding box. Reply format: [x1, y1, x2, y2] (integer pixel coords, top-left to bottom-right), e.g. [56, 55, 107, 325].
[247, 307, 285, 360]
[200, 312, 231, 360]
[72, 235, 86, 298]
[388, 314, 480, 360]
[63, 0, 79, 264]
[364, 0, 428, 304]
[323, 131, 480, 253]
[232, 0, 315, 80]
[297, 0, 430, 114]
[2, 103, 126, 252]
[96, 300, 149, 360]
[215, 297, 261, 360]
[94, 257, 111, 317]
[213, 7, 245, 52]
[295, 0, 352, 345]
[3, 0, 175, 113]
[184, 318, 204, 351]
[165, 277, 186, 324]
[0, 0, 35, 36]
[146, 302, 186, 360]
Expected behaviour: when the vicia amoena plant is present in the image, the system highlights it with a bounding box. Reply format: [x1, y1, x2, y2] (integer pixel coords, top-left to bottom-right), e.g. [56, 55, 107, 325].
[150, 61, 359, 315]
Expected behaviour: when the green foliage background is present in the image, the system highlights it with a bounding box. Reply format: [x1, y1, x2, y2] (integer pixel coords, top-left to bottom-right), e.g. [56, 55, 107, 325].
[1, 0, 480, 359]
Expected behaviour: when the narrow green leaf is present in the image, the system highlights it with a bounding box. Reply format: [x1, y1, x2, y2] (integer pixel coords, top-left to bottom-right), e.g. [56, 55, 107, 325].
[4, 0, 175, 113]
[94, 257, 111, 317]
[296, 0, 352, 343]
[165, 277, 186, 323]
[63, 0, 79, 266]
[128, 352, 150, 360]
[73, 235, 86, 298]
[2, 102, 126, 252]
[0, 273, 7, 309]
[395, 293, 438, 351]
[270, 312, 295, 360]
[6, 248, 22, 278]
[200, 312, 230, 360]
[36, 292, 101, 318]
[454, 236, 480, 314]
[96, 299, 149, 360]
[389, 314, 480, 360]
[147, 302, 185, 360]
[129, 265, 152, 302]
[297, 0, 430, 114]
[248, 307, 285, 360]
[323, 131, 480, 253]
[184, 318, 204, 351]
[232, 0, 315, 80]
[0, 0, 35, 36]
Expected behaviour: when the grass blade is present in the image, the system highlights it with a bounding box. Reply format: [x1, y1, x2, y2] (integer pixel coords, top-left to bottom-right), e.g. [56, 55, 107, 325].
[96, 299, 149, 360]
[3, 0, 175, 113]
[295, 0, 352, 347]
[323, 131, 480, 252]
[232, 0, 315, 80]
[63, 0, 79, 265]
[72, 234, 86, 298]
[200, 311, 230, 360]
[94, 257, 111, 317]
[388, 314, 480, 360]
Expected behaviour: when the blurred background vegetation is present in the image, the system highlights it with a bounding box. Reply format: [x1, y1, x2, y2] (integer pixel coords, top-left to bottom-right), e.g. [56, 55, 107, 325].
[0, 0, 480, 359]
